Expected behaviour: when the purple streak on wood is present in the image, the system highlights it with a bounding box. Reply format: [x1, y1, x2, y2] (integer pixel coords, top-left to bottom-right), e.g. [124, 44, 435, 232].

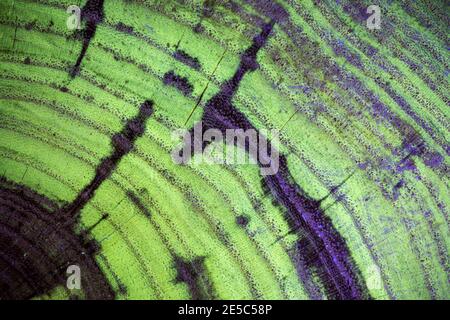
[62, 101, 153, 220]
[179, 20, 369, 299]
[163, 71, 194, 96]
[70, 0, 104, 78]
